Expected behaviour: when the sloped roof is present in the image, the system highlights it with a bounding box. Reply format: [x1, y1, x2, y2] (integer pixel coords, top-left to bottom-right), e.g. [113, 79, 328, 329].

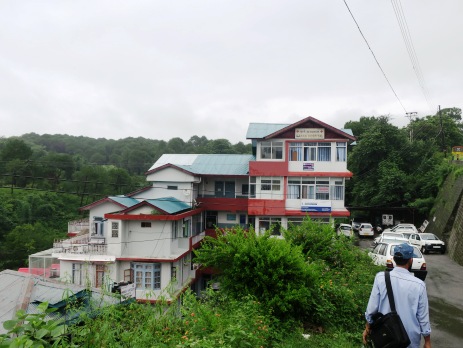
[80, 195, 140, 211]
[143, 197, 191, 214]
[0, 270, 119, 334]
[246, 116, 355, 140]
[147, 154, 255, 176]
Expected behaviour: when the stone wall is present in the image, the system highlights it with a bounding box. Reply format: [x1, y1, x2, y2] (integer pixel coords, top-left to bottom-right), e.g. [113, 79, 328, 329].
[426, 171, 463, 266]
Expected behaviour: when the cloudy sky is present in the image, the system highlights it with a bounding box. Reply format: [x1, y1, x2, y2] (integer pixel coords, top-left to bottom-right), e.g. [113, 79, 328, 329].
[0, 0, 461, 143]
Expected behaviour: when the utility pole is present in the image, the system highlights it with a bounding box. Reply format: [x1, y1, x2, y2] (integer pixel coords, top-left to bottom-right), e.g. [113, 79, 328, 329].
[439, 105, 446, 156]
[405, 112, 417, 142]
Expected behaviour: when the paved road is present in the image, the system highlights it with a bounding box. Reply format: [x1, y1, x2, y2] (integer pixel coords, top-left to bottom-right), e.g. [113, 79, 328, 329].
[357, 235, 463, 347]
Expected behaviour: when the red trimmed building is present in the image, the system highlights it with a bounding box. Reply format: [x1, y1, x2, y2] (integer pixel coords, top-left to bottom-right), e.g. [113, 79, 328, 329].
[27, 116, 355, 301]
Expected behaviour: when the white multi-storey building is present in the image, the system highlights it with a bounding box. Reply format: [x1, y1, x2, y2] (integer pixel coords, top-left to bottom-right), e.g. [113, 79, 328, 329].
[28, 116, 355, 301]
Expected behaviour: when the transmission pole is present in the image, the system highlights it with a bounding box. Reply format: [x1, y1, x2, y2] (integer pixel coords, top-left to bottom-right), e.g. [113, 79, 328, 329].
[405, 112, 417, 142]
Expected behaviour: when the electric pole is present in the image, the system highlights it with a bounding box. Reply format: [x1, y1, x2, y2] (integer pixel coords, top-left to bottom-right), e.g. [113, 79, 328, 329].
[405, 112, 417, 142]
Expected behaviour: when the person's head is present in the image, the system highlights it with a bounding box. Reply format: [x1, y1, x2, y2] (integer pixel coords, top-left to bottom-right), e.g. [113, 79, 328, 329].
[393, 243, 414, 268]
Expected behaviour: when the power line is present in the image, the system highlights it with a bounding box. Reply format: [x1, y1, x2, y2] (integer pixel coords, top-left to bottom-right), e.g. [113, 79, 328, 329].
[391, 0, 433, 113]
[342, 0, 408, 113]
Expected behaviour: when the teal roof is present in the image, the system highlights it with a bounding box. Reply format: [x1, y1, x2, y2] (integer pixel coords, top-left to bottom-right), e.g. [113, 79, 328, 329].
[246, 123, 288, 139]
[145, 197, 191, 214]
[149, 154, 255, 175]
[109, 196, 140, 207]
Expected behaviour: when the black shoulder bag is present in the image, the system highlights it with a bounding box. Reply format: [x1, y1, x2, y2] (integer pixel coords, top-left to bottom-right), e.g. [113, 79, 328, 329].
[369, 271, 411, 348]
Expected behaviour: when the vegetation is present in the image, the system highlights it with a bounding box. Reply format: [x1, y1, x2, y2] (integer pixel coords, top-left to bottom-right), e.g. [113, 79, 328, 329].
[1, 220, 381, 347]
[1, 108, 462, 345]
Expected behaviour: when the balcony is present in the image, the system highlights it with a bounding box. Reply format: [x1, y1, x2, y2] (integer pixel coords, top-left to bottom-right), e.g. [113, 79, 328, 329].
[68, 218, 90, 236]
[54, 234, 107, 255]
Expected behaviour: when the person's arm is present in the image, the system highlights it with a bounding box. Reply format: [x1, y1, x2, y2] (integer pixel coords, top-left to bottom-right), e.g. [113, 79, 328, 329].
[423, 334, 431, 348]
[362, 322, 370, 345]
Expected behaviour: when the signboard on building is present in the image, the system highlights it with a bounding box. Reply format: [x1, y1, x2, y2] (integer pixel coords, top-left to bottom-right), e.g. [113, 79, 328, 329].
[120, 283, 136, 300]
[301, 200, 332, 212]
[295, 128, 325, 140]
[302, 162, 314, 171]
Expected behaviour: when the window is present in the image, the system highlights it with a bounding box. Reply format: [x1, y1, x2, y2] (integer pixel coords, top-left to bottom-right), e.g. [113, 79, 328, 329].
[317, 143, 331, 161]
[261, 178, 281, 191]
[287, 217, 304, 226]
[259, 217, 282, 235]
[331, 179, 344, 200]
[226, 214, 236, 221]
[260, 141, 283, 159]
[336, 142, 347, 162]
[111, 222, 119, 238]
[167, 186, 178, 190]
[183, 219, 190, 238]
[72, 263, 82, 285]
[289, 142, 332, 162]
[124, 269, 134, 283]
[249, 177, 257, 198]
[133, 263, 161, 290]
[171, 265, 177, 280]
[288, 177, 342, 200]
[242, 184, 249, 195]
[141, 222, 152, 228]
[172, 220, 182, 239]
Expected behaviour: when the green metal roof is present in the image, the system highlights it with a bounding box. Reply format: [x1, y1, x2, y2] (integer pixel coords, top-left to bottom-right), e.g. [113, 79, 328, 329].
[246, 123, 288, 139]
[109, 196, 140, 207]
[145, 197, 191, 214]
[149, 154, 255, 176]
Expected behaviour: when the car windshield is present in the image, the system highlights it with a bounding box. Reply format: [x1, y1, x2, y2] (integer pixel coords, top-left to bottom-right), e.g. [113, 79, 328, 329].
[362, 224, 372, 228]
[421, 234, 439, 240]
[341, 226, 350, 230]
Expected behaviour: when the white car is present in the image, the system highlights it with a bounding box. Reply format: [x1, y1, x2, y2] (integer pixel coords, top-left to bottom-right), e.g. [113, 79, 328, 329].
[337, 223, 354, 237]
[368, 242, 427, 281]
[374, 232, 408, 246]
[358, 223, 374, 237]
[408, 233, 446, 254]
[383, 223, 419, 233]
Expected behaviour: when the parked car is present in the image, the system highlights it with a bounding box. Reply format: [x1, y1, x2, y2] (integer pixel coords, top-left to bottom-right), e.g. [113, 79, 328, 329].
[352, 221, 361, 232]
[373, 232, 408, 246]
[383, 223, 419, 233]
[409, 233, 446, 254]
[368, 242, 427, 281]
[358, 223, 374, 237]
[337, 223, 354, 237]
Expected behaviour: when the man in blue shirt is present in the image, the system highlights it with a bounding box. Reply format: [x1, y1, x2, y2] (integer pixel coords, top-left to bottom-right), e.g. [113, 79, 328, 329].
[363, 243, 431, 348]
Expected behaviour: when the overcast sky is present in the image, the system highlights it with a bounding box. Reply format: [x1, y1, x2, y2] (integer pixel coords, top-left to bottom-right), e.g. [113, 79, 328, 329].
[0, 1, 461, 144]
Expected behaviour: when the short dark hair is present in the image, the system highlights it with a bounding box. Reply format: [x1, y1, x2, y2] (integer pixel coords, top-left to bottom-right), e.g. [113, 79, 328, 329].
[394, 256, 410, 266]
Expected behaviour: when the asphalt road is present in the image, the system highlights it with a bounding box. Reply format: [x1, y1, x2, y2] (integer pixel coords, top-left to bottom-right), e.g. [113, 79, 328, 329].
[357, 235, 463, 347]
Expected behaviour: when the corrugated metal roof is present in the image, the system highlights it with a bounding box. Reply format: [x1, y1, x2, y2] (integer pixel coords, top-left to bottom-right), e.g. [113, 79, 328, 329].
[0, 270, 119, 334]
[109, 196, 140, 207]
[246, 123, 288, 139]
[146, 197, 191, 214]
[149, 154, 254, 175]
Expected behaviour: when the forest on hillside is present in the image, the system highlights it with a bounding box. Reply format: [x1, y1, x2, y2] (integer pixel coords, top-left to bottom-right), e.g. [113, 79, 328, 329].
[0, 107, 462, 271]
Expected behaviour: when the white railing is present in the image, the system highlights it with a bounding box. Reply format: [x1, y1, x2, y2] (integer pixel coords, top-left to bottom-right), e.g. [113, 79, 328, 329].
[68, 218, 89, 234]
[54, 234, 107, 255]
[191, 232, 205, 247]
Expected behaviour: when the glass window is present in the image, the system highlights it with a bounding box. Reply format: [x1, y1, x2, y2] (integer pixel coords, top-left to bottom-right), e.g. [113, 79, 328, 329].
[288, 142, 331, 162]
[133, 263, 161, 290]
[261, 141, 283, 159]
[317, 142, 331, 161]
[336, 142, 347, 162]
[141, 222, 151, 228]
[111, 222, 119, 238]
[259, 217, 282, 235]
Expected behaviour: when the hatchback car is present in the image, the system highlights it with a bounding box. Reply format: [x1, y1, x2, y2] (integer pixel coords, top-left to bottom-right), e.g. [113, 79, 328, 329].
[409, 233, 446, 254]
[337, 223, 354, 237]
[383, 223, 418, 233]
[358, 223, 374, 237]
[368, 242, 427, 281]
[373, 232, 408, 246]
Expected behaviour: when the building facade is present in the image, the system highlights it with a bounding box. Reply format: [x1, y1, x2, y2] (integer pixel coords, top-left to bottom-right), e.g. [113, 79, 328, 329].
[28, 116, 355, 301]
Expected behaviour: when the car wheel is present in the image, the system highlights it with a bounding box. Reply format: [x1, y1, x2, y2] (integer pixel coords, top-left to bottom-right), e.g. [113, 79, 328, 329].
[421, 246, 427, 254]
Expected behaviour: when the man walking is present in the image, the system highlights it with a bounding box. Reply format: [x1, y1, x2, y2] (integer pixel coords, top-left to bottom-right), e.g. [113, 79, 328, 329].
[363, 243, 431, 348]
